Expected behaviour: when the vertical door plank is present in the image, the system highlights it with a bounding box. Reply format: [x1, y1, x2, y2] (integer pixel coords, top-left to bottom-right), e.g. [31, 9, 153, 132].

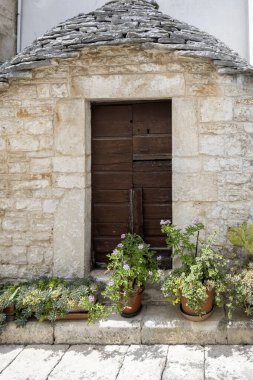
[92, 104, 133, 265]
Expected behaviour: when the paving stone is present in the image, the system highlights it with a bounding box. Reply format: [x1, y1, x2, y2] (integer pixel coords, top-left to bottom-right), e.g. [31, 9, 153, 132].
[162, 345, 204, 380]
[117, 345, 168, 380]
[227, 309, 253, 344]
[0, 345, 69, 380]
[0, 345, 24, 373]
[0, 321, 54, 344]
[54, 309, 143, 344]
[205, 345, 253, 380]
[142, 283, 167, 304]
[48, 345, 128, 380]
[142, 304, 227, 344]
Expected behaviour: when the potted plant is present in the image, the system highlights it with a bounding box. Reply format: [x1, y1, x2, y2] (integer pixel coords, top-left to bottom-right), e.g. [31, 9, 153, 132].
[0, 283, 20, 331]
[103, 233, 161, 317]
[160, 219, 229, 321]
[224, 263, 253, 319]
[14, 276, 104, 326]
[225, 222, 253, 319]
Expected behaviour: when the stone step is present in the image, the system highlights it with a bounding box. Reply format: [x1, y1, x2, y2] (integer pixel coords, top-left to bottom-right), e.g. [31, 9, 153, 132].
[1, 304, 253, 345]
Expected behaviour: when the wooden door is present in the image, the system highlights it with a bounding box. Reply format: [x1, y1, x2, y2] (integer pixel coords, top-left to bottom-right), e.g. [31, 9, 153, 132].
[92, 101, 172, 267]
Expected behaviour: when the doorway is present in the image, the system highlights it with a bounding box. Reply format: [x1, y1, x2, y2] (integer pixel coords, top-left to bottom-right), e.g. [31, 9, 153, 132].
[91, 101, 172, 268]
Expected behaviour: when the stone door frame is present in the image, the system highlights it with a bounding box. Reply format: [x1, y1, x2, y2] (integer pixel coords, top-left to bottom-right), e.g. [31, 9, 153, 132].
[53, 71, 197, 277]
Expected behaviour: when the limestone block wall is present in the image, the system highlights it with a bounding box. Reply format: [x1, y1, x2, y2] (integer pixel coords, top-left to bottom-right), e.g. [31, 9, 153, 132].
[0, 45, 253, 279]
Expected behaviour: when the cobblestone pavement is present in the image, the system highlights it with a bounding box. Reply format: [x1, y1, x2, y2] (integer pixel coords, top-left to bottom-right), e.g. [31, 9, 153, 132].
[0, 344, 253, 379]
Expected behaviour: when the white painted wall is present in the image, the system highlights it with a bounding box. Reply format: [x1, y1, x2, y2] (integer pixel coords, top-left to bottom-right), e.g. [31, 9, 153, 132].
[249, 0, 253, 63]
[0, 0, 17, 62]
[158, 0, 249, 61]
[20, 0, 250, 62]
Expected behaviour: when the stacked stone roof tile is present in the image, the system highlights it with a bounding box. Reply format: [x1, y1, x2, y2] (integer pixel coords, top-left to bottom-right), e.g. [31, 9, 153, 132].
[0, 0, 252, 81]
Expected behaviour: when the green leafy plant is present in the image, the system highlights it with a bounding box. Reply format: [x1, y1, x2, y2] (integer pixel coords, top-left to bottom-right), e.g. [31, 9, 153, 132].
[225, 263, 253, 319]
[227, 222, 253, 255]
[102, 233, 162, 314]
[0, 283, 20, 332]
[161, 219, 229, 316]
[14, 276, 103, 326]
[225, 222, 253, 319]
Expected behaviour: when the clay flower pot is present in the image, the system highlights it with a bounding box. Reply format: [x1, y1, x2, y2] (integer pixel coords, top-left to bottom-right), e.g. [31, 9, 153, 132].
[56, 295, 97, 321]
[121, 288, 144, 318]
[4, 305, 15, 321]
[56, 309, 89, 321]
[4, 305, 15, 316]
[180, 289, 215, 321]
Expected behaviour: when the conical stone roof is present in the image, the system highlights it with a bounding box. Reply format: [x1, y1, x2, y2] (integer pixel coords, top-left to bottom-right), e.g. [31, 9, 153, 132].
[0, 0, 252, 79]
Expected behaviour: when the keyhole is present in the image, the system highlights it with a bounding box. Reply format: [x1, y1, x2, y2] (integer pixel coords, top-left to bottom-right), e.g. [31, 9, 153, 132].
[147, 129, 150, 134]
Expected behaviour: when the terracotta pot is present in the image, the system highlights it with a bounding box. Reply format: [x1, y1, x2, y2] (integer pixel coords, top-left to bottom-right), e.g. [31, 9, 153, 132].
[181, 289, 214, 317]
[56, 312, 89, 320]
[52, 296, 97, 321]
[180, 304, 214, 322]
[3, 305, 15, 321]
[56, 298, 97, 321]
[121, 288, 144, 318]
[3, 305, 15, 316]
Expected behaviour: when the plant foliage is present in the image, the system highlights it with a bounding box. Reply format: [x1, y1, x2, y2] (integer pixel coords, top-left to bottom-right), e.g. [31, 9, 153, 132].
[0, 276, 104, 330]
[161, 220, 230, 316]
[103, 233, 162, 314]
[227, 222, 253, 255]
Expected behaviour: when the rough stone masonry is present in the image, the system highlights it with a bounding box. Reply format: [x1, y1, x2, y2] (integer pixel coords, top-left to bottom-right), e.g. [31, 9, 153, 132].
[0, 0, 253, 279]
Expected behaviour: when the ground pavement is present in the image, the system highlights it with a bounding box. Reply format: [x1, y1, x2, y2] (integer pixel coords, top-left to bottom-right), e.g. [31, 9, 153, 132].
[0, 344, 253, 379]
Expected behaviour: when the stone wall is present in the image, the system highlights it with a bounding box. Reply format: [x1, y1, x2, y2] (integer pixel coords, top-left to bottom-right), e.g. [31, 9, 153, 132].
[0, 45, 253, 279]
[0, 0, 17, 63]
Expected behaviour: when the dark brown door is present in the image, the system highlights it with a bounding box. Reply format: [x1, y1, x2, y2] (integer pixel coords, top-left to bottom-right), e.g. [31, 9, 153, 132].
[92, 101, 172, 267]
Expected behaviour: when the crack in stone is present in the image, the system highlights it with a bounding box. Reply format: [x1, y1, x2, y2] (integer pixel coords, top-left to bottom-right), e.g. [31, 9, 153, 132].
[115, 345, 130, 379]
[204, 346, 206, 380]
[140, 304, 147, 344]
[0, 345, 26, 375]
[45, 344, 70, 380]
[160, 345, 169, 380]
[52, 322, 56, 344]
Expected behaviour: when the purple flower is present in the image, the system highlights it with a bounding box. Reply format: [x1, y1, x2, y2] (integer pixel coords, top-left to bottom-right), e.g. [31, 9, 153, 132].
[192, 217, 201, 225]
[123, 264, 130, 270]
[117, 243, 123, 248]
[121, 234, 126, 239]
[160, 219, 171, 226]
[157, 269, 163, 277]
[138, 244, 144, 250]
[112, 249, 119, 255]
[157, 256, 162, 261]
[88, 295, 95, 304]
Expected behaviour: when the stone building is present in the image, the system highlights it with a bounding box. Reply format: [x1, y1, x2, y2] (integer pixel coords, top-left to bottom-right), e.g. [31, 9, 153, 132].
[0, 0, 253, 279]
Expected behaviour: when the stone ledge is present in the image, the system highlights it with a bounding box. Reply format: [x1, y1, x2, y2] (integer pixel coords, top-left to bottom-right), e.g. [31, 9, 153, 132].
[226, 309, 253, 345]
[0, 321, 54, 344]
[0, 304, 252, 345]
[142, 304, 228, 345]
[54, 311, 143, 345]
